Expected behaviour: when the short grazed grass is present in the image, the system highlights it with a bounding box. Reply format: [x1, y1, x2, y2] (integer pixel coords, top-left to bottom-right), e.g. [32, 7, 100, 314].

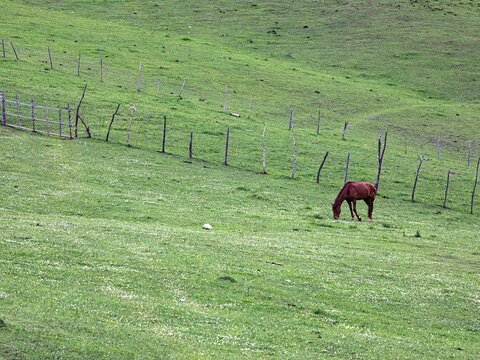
[1, 0, 479, 358]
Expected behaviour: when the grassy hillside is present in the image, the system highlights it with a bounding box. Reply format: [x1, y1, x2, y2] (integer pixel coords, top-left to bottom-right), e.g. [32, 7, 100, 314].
[0, 0, 479, 358]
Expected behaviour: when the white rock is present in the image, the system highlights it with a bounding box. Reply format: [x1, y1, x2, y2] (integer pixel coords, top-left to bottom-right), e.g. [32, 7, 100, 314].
[203, 224, 213, 230]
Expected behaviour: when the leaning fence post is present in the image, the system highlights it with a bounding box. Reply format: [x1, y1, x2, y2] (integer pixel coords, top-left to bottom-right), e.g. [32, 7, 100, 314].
[1, 91, 6, 125]
[443, 170, 456, 208]
[342, 121, 348, 140]
[177, 77, 188, 101]
[48, 46, 53, 70]
[10, 42, 19, 60]
[31, 97, 36, 132]
[316, 151, 329, 183]
[106, 103, 120, 142]
[471, 158, 480, 214]
[344, 152, 350, 184]
[374, 131, 387, 190]
[412, 155, 423, 202]
[75, 84, 87, 137]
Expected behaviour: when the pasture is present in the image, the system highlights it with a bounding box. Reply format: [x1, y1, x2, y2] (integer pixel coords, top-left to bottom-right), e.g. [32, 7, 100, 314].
[0, 1, 479, 358]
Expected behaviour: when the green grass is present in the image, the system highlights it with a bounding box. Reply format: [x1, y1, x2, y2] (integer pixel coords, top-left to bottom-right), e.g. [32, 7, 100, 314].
[1, 0, 480, 358]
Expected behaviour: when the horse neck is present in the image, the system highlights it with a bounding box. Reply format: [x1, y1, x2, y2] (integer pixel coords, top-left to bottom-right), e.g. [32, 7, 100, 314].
[333, 186, 347, 207]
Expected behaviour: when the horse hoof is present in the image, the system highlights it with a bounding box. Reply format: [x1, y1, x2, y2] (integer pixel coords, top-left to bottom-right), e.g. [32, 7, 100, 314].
[358, 218, 362, 221]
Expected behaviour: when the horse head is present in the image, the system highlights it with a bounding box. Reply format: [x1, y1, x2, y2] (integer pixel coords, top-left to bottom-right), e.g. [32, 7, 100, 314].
[332, 203, 341, 219]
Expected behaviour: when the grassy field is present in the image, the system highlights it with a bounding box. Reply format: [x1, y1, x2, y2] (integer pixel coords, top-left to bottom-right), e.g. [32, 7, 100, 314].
[1, 0, 479, 358]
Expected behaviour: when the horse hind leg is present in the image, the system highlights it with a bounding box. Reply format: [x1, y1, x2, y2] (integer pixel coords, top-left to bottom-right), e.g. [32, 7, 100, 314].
[365, 198, 373, 221]
[347, 200, 354, 220]
[352, 199, 362, 221]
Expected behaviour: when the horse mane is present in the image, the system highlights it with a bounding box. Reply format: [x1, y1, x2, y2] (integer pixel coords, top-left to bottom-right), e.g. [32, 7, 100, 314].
[333, 182, 352, 207]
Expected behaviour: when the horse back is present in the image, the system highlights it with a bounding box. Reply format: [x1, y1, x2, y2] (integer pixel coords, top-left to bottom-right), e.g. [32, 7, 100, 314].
[344, 181, 376, 199]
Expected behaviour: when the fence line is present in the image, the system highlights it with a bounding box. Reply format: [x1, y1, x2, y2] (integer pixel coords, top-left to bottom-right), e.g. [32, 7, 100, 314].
[0, 92, 72, 139]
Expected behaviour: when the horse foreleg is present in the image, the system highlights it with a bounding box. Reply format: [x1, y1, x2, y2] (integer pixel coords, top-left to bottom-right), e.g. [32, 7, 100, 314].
[352, 199, 362, 221]
[347, 200, 354, 220]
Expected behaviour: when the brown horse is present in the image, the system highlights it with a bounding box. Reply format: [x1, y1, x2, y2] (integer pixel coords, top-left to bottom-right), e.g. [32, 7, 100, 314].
[332, 182, 377, 221]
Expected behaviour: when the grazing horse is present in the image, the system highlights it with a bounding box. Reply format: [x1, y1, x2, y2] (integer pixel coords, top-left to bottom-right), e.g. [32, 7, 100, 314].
[332, 182, 377, 221]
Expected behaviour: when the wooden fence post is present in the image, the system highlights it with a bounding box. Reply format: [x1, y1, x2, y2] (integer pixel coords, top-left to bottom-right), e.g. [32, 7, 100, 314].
[471, 158, 480, 214]
[77, 48, 81, 76]
[45, 102, 50, 135]
[31, 97, 36, 132]
[100, 47, 103, 82]
[248, 96, 252, 119]
[443, 170, 456, 208]
[136, 64, 142, 92]
[289, 107, 293, 130]
[223, 84, 227, 112]
[162, 114, 166, 153]
[291, 127, 296, 179]
[59, 108, 62, 137]
[67, 103, 72, 139]
[106, 103, 120, 142]
[262, 123, 266, 174]
[224, 125, 230, 165]
[316, 151, 329, 183]
[10, 42, 19, 60]
[467, 141, 471, 167]
[342, 121, 348, 140]
[126, 94, 137, 146]
[437, 135, 440, 160]
[412, 155, 423, 202]
[177, 77, 187, 101]
[344, 152, 350, 184]
[48, 46, 53, 69]
[75, 84, 87, 137]
[317, 103, 321, 135]
[374, 130, 387, 190]
[1, 91, 6, 125]
[156, 77, 160, 97]
[404, 128, 407, 154]
[16, 93, 20, 127]
[1, 40, 4, 58]
[189, 131, 193, 159]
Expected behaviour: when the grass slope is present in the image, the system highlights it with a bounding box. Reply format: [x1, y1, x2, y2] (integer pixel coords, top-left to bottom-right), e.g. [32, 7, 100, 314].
[0, 0, 479, 358]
